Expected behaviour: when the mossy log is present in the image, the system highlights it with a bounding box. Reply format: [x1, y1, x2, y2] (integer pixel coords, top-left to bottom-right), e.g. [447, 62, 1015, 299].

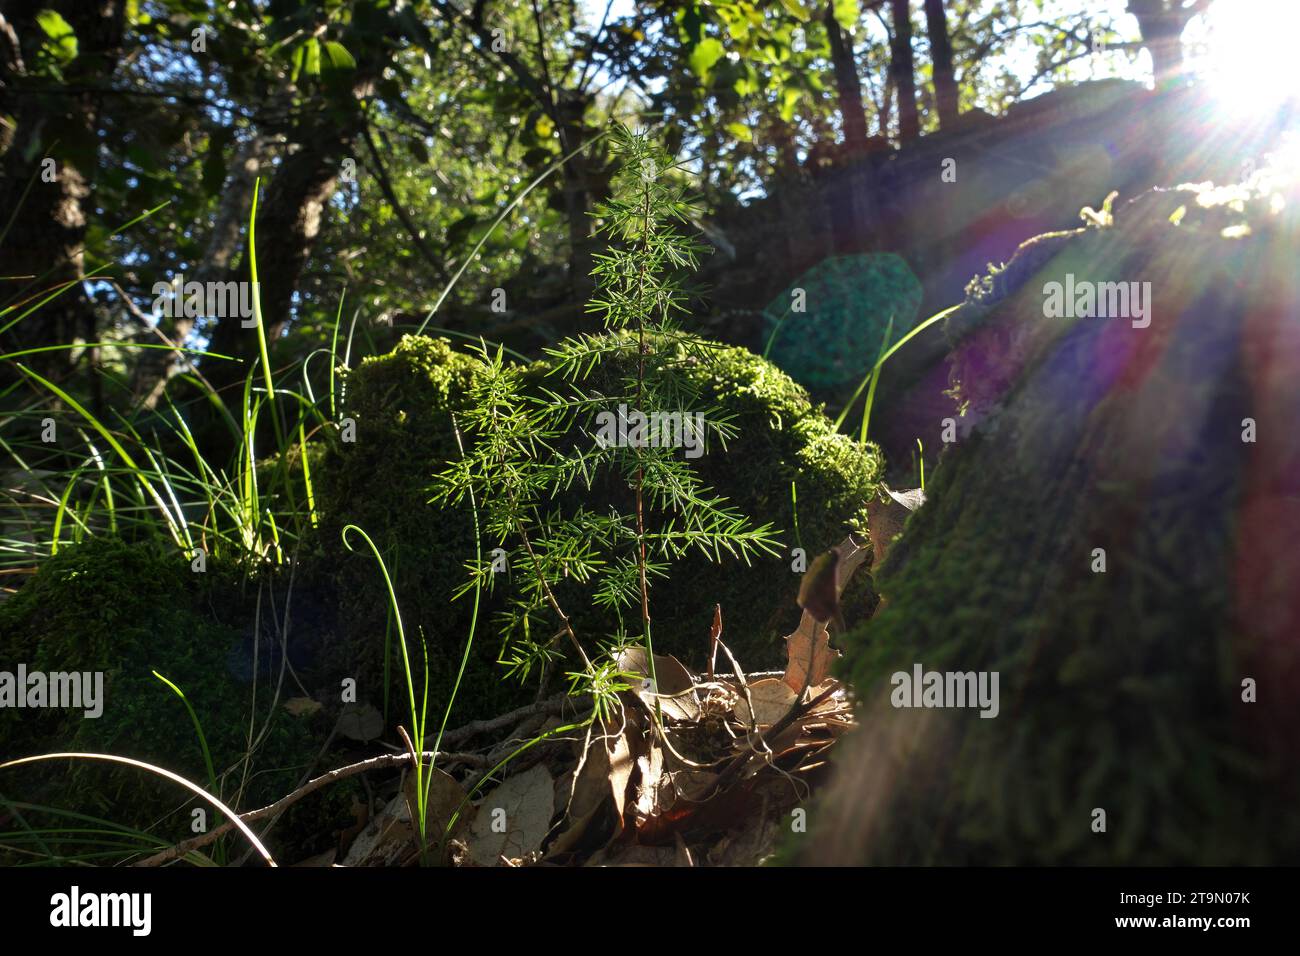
[797, 183, 1300, 865]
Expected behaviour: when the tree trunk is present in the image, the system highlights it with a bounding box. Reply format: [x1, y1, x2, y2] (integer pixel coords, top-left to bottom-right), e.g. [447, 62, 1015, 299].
[770, 117, 803, 177]
[880, 74, 895, 138]
[890, 0, 920, 143]
[555, 91, 599, 311]
[1128, 0, 1195, 89]
[426, 1, 602, 325]
[824, 2, 868, 153]
[203, 120, 352, 399]
[200, 30, 388, 399]
[0, 0, 125, 386]
[923, 0, 959, 129]
[130, 133, 271, 408]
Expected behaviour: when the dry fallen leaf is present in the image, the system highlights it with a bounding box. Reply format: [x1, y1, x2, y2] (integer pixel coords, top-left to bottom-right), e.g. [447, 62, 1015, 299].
[466, 764, 556, 866]
[283, 696, 322, 718]
[605, 721, 636, 824]
[732, 677, 797, 728]
[565, 729, 612, 819]
[707, 815, 785, 867]
[616, 647, 700, 721]
[335, 795, 370, 856]
[783, 617, 839, 694]
[868, 486, 925, 568]
[783, 535, 867, 693]
[549, 704, 650, 854]
[633, 741, 665, 823]
[545, 801, 605, 860]
[645, 768, 718, 824]
[342, 795, 416, 867]
[797, 548, 843, 628]
[766, 719, 816, 760]
[336, 703, 384, 741]
[342, 767, 469, 867]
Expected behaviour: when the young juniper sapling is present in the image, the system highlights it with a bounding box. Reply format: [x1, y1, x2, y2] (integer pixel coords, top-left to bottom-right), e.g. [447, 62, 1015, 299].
[433, 125, 781, 718]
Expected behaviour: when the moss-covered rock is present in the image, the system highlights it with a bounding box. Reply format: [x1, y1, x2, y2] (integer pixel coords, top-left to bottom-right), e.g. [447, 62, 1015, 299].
[311, 332, 882, 723]
[796, 183, 1300, 865]
[0, 537, 329, 857]
[309, 336, 523, 727]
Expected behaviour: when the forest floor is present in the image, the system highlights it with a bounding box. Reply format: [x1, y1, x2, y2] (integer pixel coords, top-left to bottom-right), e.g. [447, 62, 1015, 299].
[231, 535, 872, 868]
[335, 663, 853, 868]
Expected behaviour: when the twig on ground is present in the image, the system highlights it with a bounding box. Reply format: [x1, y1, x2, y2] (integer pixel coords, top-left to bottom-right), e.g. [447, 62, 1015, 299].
[440, 695, 567, 746]
[133, 749, 476, 867]
[716, 637, 756, 734]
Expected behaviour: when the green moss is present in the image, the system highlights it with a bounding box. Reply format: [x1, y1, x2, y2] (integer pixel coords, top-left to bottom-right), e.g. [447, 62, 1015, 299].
[795, 185, 1300, 865]
[0, 537, 323, 856]
[311, 332, 882, 723]
[309, 336, 524, 728]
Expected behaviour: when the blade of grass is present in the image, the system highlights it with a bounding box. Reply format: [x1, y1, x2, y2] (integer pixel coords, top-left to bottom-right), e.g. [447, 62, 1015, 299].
[858, 313, 895, 444]
[762, 303, 794, 360]
[0, 752, 275, 866]
[341, 525, 427, 850]
[833, 302, 963, 433]
[50, 459, 93, 554]
[152, 672, 219, 818]
[15, 364, 185, 546]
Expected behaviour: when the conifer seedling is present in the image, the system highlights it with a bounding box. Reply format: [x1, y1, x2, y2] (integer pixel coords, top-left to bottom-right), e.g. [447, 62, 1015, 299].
[434, 124, 782, 721]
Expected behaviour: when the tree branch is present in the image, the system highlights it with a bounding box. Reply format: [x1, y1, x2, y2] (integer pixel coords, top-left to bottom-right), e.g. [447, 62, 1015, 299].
[360, 118, 452, 286]
[427, 0, 553, 113]
[133, 750, 458, 867]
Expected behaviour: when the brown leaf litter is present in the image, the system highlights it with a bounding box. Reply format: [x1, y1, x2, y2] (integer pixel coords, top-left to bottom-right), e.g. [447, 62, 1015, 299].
[287, 514, 917, 868]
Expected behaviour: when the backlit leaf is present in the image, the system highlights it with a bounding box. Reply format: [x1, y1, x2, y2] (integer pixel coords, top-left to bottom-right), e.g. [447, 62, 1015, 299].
[779, 0, 811, 22]
[725, 121, 752, 142]
[323, 40, 356, 71]
[833, 0, 859, 33]
[688, 38, 725, 78]
[36, 10, 78, 63]
[303, 38, 321, 77]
